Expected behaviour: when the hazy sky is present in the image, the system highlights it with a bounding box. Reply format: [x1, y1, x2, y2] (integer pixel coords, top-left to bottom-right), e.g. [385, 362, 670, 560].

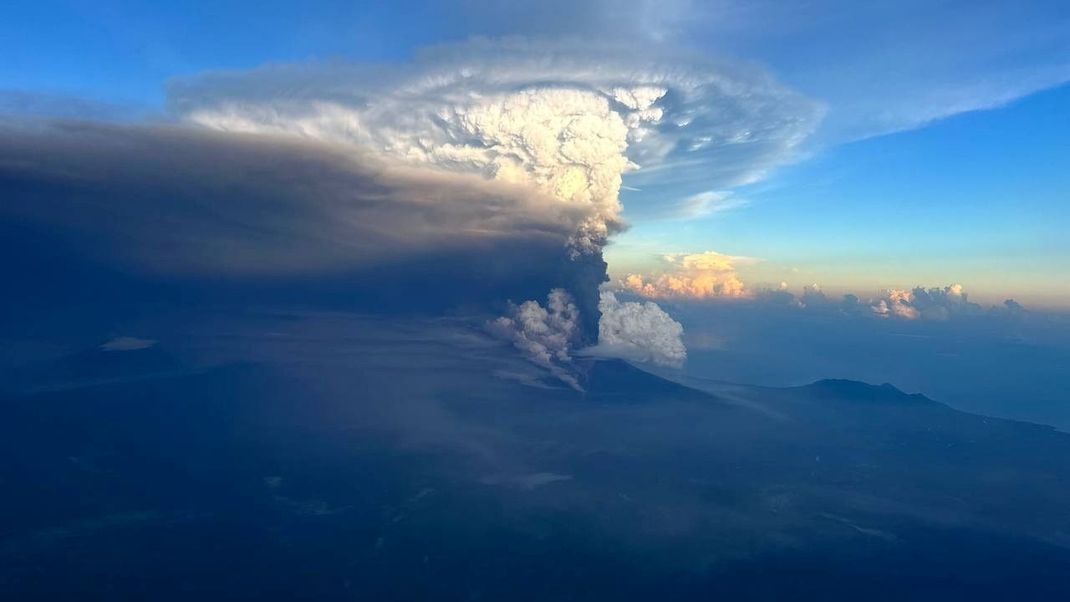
[3, 0, 1068, 306]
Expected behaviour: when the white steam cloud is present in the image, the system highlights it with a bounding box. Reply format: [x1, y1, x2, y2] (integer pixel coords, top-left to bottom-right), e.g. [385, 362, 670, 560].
[171, 39, 822, 255]
[593, 291, 687, 367]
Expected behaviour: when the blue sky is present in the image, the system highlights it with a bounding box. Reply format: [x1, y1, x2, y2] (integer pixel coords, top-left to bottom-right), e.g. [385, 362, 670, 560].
[4, 0, 1068, 306]
[611, 82, 1070, 307]
[0, 1, 447, 104]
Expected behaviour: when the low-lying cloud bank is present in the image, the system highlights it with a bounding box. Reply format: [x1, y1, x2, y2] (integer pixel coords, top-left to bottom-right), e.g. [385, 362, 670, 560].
[619, 249, 1024, 321]
[753, 283, 1025, 321]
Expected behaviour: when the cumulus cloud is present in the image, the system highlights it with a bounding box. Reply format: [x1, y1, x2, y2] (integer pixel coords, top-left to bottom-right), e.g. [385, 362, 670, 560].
[752, 287, 798, 307]
[870, 289, 921, 320]
[677, 277, 1026, 327]
[590, 291, 687, 367]
[1002, 299, 1025, 314]
[801, 283, 827, 305]
[491, 289, 583, 388]
[622, 251, 753, 299]
[170, 38, 823, 254]
[869, 284, 981, 321]
[751, 282, 999, 321]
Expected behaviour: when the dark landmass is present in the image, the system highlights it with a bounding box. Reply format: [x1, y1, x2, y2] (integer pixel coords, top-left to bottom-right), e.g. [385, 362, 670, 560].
[2, 312, 1069, 600]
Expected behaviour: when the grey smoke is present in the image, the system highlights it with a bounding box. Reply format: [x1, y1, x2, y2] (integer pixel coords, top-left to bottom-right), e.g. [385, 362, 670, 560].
[490, 288, 583, 389]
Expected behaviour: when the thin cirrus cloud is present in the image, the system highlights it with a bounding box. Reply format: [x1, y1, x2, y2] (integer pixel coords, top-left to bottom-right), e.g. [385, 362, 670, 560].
[667, 190, 748, 220]
[701, 0, 1070, 142]
[459, 1, 1070, 143]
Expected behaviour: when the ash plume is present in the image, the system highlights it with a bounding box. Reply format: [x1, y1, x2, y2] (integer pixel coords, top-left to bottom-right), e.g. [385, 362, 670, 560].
[171, 38, 822, 257]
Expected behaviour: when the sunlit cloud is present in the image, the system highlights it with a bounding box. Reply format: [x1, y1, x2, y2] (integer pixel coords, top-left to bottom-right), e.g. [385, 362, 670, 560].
[869, 284, 976, 321]
[622, 251, 755, 299]
[750, 282, 1005, 322]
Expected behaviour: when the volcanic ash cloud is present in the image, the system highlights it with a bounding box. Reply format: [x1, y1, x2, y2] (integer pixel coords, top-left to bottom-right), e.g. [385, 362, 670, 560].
[171, 39, 822, 256]
[170, 40, 820, 372]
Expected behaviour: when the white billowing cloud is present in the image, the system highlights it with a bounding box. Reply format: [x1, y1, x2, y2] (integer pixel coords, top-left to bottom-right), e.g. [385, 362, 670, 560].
[622, 251, 753, 299]
[491, 288, 582, 388]
[870, 289, 921, 320]
[870, 283, 980, 321]
[171, 39, 823, 254]
[594, 291, 687, 367]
